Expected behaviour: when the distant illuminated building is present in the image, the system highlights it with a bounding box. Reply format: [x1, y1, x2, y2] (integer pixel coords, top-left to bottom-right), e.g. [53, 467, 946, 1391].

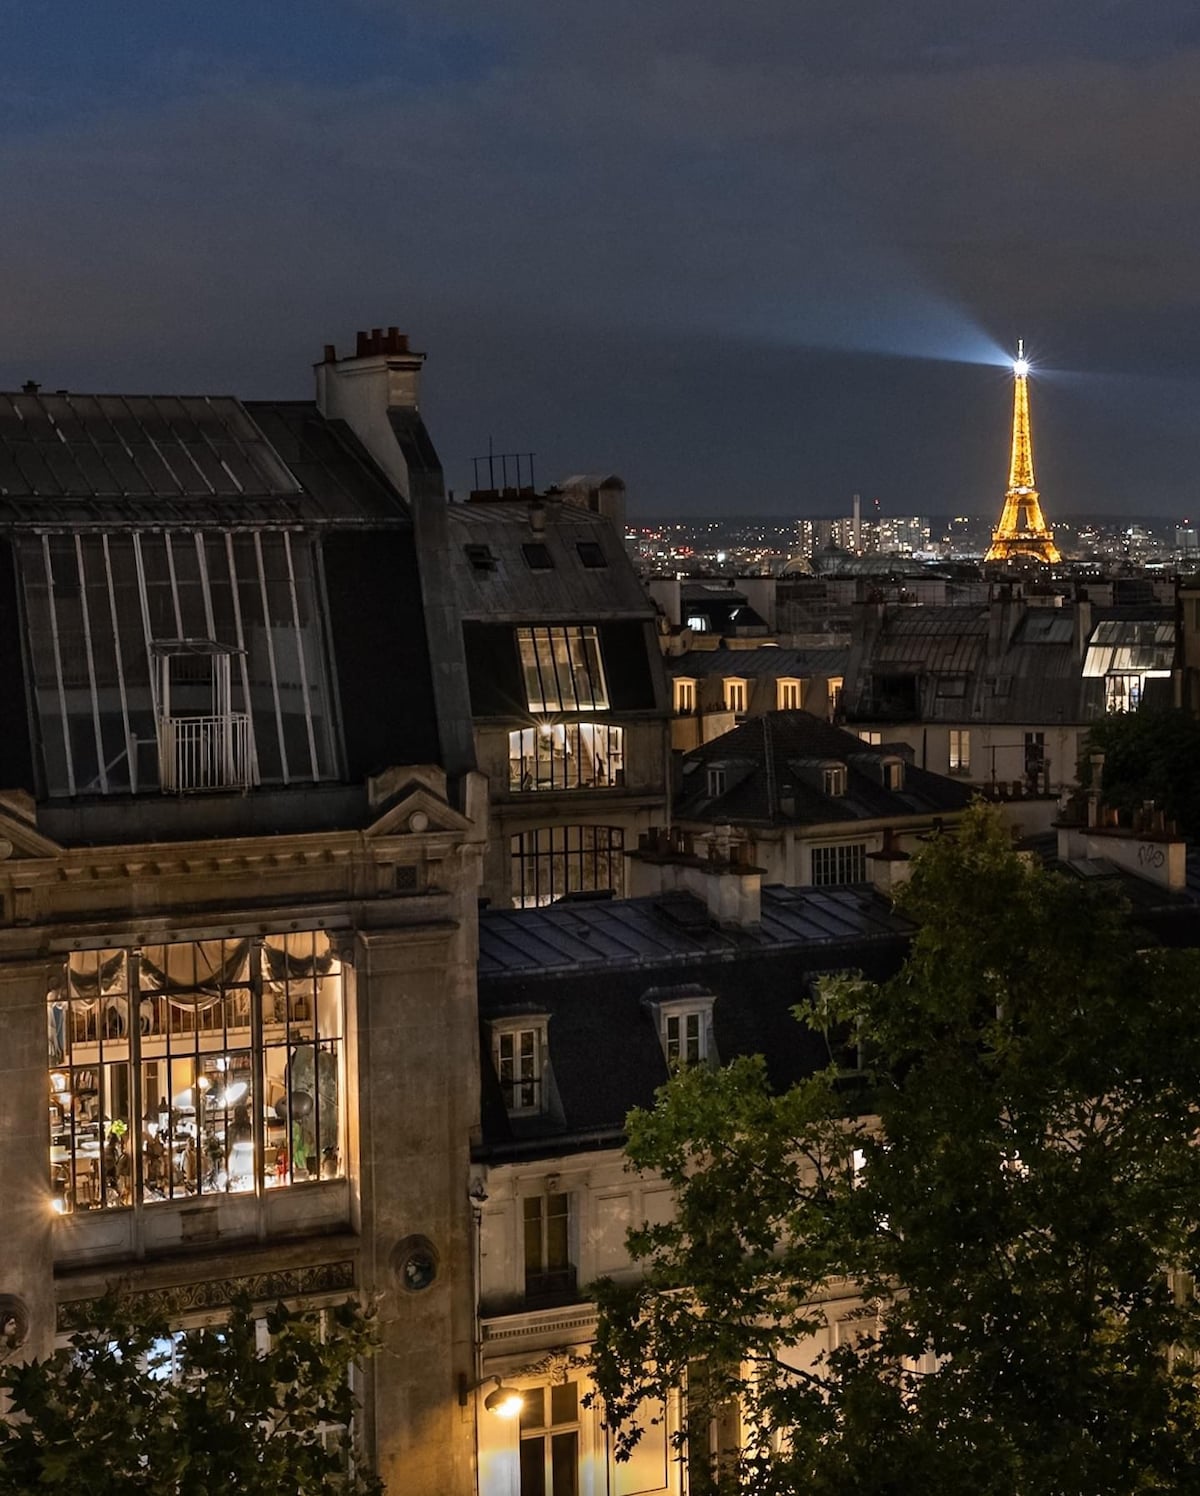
[984, 341, 1062, 565]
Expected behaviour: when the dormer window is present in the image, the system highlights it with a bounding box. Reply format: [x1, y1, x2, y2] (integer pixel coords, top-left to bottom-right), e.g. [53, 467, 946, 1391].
[723, 678, 747, 715]
[821, 763, 848, 797]
[644, 987, 717, 1070]
[777, 677, 803, 711]
[491, 1016, 549, 1115]
[707, 765, 727, 799]
[882, 757, 905, 792]
[674, 677, 697, 714]
[517, 626, 609, 711]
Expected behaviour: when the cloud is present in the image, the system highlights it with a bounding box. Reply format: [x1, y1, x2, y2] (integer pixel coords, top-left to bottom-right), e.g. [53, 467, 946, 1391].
[1, 3, 1198, 510]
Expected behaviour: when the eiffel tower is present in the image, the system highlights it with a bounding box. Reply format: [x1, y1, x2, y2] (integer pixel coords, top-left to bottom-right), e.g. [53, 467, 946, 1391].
[984, 341, 1061, 564]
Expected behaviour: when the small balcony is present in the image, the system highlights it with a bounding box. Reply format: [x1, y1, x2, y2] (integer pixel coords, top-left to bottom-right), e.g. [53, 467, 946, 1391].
[157, 712, 256, 793]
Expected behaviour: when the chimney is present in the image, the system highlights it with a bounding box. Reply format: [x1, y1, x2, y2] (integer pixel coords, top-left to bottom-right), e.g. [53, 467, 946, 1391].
[314, 327, 429, 497]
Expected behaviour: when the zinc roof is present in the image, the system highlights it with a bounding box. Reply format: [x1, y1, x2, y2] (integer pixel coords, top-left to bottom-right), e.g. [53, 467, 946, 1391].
[0, 393, 409, 527]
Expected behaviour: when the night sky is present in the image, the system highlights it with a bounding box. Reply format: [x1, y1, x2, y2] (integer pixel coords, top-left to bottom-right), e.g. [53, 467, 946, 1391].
[3, 2, 1199, 518]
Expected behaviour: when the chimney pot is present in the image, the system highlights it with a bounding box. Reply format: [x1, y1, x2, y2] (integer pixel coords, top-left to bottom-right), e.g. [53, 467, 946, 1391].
[21, 380, 39, 394]
[371, 327, 382, 341]
[323, 343, 336, 363]
[356, 330, 369, 357]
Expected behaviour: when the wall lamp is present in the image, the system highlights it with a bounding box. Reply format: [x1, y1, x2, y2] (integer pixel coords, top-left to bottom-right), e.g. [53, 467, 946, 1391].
[458, 1373, 525, 1419]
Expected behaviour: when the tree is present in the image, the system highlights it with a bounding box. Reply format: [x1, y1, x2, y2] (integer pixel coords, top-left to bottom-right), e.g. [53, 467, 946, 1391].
[0, 1293, 382, 1496]
[591, 805, 1200, 1496]
[1082, 708, 1200, 842]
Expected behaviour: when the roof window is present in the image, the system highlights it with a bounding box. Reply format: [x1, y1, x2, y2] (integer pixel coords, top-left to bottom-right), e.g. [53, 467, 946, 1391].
[576, 541, 607, 569]
[522, 542, 555, 571]
[465, 543, 497, 571]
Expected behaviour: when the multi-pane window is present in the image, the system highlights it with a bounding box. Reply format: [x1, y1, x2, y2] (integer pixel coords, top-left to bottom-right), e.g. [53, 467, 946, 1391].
[1024, 731, 1046, 780]
[828, 676, 844, 720]
[665, 1011, 704, 1067]
[949, 728, 971, 774]
[822, 764, 848, 796]
[674, 678, 696, 714]
[777, 678, 803, 711]
[811, 843, 869, 886]
[48, 931, 344, 1213]
[520, 1382, 580, 1496]
[517, 626, 608, 712]
[883, 759, 905, 791]
[495, 1027, 543, 1114]
[18, 531, 340, 796]
[523, 1194, 574, 1302]
[511, 826, 625, 907]
[723, 678, 747, 714]
[858, 730, 881, 745]
[706, 766, 727, 799]
[508, 725, 624, 792]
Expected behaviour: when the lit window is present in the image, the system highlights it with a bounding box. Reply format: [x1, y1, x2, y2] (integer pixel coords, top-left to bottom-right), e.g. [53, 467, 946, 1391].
[493, 1023, 545, 1114]
[47, 932, 345, 1214]
[517, 626, 609, 712]
[828, 677, 844, 720]
[523, 1194, 574, 1303]
[674, 677, 696, 714]
[811, 843, 868, 886]
[777, 678, 803, 711]
[723, 678, 747, 714]
[1105, 674, 1142, 713]
[858, 730, 882, 746]
[686, 613, 710, 633]
[949, 729, 971, 774]
[510, 825, 625, 906]
[508, 724, 624, 791]
[883, 758, 905, 791]
[520, 1381, 581, 1494]
[821, 763, 848, 797]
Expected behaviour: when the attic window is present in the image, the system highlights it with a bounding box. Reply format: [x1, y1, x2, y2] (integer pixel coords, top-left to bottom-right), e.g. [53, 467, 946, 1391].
[707, 765, 727, 798]
[777, 678, 803, 711]
[644, 989, 717, 1070]
[936, 676, 966, 698]
[882, 757, 905, 791]
[465, 543, 497, 571]
[522, 542, 555, 571]
[490, 1016, 549, 1116]
[821, 763, 848, 797]
[576, 541, 607, 569]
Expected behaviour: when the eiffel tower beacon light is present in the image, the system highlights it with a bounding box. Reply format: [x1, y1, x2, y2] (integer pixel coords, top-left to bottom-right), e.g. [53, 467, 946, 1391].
[984, 340, 1062, 564]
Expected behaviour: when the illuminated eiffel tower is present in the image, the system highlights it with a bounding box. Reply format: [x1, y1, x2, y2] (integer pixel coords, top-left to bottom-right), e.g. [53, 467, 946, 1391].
[984, 341, 1061, 564]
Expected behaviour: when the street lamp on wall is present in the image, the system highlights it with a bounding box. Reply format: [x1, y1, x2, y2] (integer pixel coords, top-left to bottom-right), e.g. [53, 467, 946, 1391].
[458, 1372, 525, 1418]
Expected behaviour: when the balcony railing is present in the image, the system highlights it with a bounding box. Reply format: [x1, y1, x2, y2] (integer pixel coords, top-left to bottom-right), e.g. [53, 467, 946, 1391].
[157, 713, 256, 793]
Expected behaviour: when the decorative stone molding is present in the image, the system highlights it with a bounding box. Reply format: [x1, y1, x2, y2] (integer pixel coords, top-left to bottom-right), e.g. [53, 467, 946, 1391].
[56, 1259, 356, 1332]
[0, 1294, 31, 1351]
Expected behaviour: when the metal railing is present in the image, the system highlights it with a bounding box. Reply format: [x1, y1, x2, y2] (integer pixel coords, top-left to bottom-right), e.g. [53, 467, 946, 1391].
[157, 713, 256, 792]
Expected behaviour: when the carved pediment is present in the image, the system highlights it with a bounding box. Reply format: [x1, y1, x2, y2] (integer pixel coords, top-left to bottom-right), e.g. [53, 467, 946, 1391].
[0, 796, 62, 862]
[365, 783, 472, 840]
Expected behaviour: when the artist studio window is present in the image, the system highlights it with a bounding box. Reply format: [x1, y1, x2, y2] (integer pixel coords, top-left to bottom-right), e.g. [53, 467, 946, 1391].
[517, 626, 609, 712]
[47, 931, 344, 1214]
[510, 826, 625, 907]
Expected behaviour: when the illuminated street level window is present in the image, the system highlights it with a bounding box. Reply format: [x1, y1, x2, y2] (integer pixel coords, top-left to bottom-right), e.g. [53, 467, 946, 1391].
[508, 724, 624, 792]
[520, 1382, 581, 1496]
[517, 626, 609, 713]
[510, 825, 625, 907]
[811, 842, 868, 886]
[47, 931, 344, 1214]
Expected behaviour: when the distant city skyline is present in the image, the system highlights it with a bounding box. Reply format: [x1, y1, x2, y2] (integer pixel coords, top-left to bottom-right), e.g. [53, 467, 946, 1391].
[2, 3, 1200, 515]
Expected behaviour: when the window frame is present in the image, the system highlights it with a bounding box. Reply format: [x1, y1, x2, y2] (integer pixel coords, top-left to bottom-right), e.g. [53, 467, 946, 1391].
[776, 677, 803, 711]
[723, 677, 748, 715]
[949, 728, 971, 774]
[516, 626, 610, 713]
[491, 1018, 548, 1116]
[810, 842, 869, 886]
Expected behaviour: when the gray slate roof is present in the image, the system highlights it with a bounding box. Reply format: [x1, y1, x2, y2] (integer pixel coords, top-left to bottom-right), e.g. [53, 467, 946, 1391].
[0, 392, 410, 527]
[675, 711, 974, 825]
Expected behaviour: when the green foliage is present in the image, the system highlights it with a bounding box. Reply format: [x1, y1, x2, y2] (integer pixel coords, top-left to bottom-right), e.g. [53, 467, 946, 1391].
[1083, 708, 1200, 841]
[591, 804, 1200, 1496]
[0, 1293, 382, 1496]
